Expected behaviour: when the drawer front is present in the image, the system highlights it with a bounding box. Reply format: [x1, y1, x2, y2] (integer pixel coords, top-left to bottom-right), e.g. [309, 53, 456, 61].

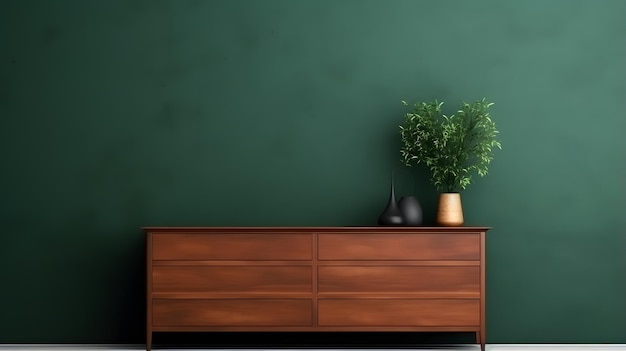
[318, 299, 479, 327]
[318, 233, 480, 260]
[153, 266, 313, 293]
[152, 233, 312, 260]
[318, 266, 479, 294]
[153, 299, 313, 327]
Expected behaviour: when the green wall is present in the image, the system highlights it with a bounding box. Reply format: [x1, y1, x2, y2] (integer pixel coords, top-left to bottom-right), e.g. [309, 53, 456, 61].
[1, 0, 624, 345]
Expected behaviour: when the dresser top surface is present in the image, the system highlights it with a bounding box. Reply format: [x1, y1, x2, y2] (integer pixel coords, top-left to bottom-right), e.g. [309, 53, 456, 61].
[143, 226, 490, 232]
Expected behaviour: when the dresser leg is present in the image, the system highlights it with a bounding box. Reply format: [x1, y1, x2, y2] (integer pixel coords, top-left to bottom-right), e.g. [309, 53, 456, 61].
[147, 331, 152, 351]
[475, 332, 485, 350]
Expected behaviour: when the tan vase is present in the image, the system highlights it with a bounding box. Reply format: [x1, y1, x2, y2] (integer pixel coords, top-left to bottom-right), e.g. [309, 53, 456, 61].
[437, 193, 464, 226]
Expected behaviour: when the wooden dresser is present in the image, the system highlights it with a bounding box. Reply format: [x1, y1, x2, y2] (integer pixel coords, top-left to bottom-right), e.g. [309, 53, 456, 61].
[144, 227, 489, 351]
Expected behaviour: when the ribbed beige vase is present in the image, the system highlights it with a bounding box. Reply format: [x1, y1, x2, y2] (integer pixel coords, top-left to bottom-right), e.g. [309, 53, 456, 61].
[437, 193, 464, 226]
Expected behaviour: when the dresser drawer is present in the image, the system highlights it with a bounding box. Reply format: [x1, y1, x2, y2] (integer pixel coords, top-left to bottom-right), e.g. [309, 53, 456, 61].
[152, 233, 312, 260]
[318, 299, 479, 327]
[153, 266, 313, 293]
[318, 233, 480, 260]
[153, 299, 313, 327]
[318, 266, 479, 294]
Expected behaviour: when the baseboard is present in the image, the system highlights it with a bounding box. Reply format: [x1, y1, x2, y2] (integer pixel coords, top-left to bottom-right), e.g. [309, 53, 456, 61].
[0, 345, 625, 351]
[491, 346, 626, 351]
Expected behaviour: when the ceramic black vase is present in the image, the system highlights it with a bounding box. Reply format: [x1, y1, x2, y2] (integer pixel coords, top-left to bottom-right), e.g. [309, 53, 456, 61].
[398, 196, 423, 226]
[377, 175, 404, 226]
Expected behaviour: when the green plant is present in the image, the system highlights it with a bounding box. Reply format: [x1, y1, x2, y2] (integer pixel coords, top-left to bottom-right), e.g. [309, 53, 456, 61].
[399, 98, 501, 193]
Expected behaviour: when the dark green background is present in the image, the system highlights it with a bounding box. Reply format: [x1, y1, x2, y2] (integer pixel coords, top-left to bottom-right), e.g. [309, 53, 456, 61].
[1, 0, 624, 345]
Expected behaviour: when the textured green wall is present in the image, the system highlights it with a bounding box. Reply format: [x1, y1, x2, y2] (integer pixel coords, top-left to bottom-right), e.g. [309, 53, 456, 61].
[1, 0, 624, 345]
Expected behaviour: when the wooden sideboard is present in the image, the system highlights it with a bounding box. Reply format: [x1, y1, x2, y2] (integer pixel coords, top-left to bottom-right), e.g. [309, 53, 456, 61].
[144, 226, 489, 351]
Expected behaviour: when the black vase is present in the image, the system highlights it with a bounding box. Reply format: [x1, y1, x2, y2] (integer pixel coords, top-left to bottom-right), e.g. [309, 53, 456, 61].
[378, 175, 404, 226]
[398, 196, 423, 226]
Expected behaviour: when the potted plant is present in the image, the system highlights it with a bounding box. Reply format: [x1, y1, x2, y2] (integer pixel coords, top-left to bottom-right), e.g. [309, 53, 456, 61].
[399, 98, 501, 226]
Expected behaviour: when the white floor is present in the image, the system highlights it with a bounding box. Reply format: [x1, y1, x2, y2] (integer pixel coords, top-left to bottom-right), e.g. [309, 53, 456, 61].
[1, 345, 626, 351]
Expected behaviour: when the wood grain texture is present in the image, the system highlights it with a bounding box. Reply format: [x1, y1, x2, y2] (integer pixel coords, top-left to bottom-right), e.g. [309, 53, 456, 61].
[145, 231, 153, 351]
[152, 232, 312, 260]
[153, 299, 313, 327]
[317, 299, 480, 327]
[318, 233, 480, 260]
[480, 231, 487, 351]
[144, 226, 489, 351]
[318, 266, 479, 293]
[153, 266, 312, 293]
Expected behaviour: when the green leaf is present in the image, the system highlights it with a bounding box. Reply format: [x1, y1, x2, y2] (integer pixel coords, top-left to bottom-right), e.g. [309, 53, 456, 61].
[399, 98, 501, 192]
